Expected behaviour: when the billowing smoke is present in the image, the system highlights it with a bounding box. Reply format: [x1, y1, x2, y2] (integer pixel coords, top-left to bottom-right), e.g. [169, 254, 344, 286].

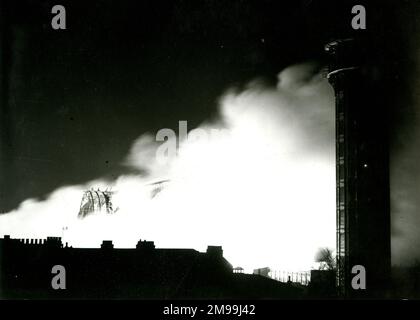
[0, 63, 336, 272]
[391, 15, 420, 266]
[392, 133, 420, 266]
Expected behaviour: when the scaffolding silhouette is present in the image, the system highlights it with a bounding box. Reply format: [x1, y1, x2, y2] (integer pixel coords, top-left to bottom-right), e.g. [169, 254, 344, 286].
[78, 189, 115, 218]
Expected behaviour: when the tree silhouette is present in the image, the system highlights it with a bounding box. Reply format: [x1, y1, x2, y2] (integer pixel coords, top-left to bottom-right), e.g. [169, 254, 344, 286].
[315, 247, 336, 271]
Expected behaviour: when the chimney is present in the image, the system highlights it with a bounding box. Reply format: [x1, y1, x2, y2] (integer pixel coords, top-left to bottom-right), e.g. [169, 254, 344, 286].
[206, 246, 223, 258]
[101, 240, 114, 249]
[136, 239, 155, 251]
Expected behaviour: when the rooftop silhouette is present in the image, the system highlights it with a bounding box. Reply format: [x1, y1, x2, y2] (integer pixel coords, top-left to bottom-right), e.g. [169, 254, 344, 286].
[0, 235, 303, 299]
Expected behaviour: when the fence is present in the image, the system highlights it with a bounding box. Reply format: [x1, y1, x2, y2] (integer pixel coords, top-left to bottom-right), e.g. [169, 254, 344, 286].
[268, 270, 311, 286]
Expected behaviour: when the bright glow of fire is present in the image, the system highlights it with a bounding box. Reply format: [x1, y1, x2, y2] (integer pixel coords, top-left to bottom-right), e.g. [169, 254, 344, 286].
[0, 64, 336, 272]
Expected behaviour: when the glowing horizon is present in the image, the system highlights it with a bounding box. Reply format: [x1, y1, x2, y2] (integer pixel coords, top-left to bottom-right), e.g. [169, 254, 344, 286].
[0, 63, 336, 273]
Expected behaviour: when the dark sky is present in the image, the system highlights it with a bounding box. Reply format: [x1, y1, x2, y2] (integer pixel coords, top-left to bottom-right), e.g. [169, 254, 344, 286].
[0, 0, 413, 212]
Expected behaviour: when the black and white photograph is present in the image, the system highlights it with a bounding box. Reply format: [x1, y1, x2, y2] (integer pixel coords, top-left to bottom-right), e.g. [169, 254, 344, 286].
[1, 0, 420, 302]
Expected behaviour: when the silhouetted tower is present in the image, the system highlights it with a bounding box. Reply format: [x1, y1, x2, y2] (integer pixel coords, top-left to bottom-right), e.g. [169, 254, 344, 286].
[325, 38, 391, 297]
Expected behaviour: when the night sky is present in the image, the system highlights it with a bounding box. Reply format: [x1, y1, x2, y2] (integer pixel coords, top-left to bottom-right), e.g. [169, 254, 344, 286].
[1, 0, 420, 265]
[0, 0, 362, 211]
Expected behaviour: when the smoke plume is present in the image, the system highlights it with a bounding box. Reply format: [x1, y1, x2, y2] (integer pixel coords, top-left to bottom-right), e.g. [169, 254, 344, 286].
[0, 63, 335, 272]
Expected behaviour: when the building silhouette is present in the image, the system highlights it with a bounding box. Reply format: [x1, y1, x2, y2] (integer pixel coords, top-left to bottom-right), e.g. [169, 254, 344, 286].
[253, 267, 270, 278]
[0, 235, 303, 299]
